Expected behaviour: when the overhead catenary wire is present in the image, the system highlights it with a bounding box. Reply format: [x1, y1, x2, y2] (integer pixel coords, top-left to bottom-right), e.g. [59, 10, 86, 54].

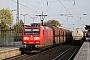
[34, 0, 53, 20]
[34, 1, 59, 17]
[36, 0, 79, 28]
[58, 0, 82, 25]
[58, 0, 76, 24]
[11, 0, 86, 30]
[11, 0, 58, 21]
[34, 0, 66, 21]
[57, 0, 86, 30]
[11, 0, 40, 14]
[12, 0, 74, 22]
[12, 0, 63, 25]
[69, 0, 85, 27]
[58, 0, 71, 15]
[11, 0, 77, 22]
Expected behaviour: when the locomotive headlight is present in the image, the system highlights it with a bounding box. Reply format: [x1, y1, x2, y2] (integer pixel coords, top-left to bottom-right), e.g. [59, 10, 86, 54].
[24, 42, 27, 43]
[23, 44, 27, 47]
[36, 42, 40, 44]
[24, 37, 29, 40]
[35, 45, 40, 48]
[34, 37, 40, 40]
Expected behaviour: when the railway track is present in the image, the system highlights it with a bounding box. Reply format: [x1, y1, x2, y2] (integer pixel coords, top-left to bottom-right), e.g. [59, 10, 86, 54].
[4, 43, 81, 60]
[25, 44, 81, 60]
[53, 46, 80, 60]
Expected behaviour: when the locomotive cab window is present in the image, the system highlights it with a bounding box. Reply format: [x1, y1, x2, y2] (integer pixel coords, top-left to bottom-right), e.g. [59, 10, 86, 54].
[24, 29, 32, 34]
[32, 29, 40, 34]
[24, 28, 40, 34]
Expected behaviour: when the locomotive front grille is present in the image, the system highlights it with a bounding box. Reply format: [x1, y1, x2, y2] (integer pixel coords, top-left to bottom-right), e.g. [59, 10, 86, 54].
[23, 44, 40, 50]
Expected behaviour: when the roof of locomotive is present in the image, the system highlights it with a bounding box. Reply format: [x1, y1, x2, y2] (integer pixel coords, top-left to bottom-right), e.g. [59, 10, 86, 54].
[23, 25, 52, 30]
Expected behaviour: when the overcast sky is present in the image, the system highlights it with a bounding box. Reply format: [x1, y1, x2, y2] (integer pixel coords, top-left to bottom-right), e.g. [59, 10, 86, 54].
[0, 0, 90, 31]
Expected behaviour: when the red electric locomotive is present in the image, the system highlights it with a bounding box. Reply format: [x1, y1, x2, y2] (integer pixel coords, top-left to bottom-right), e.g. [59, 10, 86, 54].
[20, 24, 53, 54]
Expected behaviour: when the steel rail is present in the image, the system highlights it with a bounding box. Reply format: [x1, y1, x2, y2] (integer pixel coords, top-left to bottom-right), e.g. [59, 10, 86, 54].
[22, 45, 64, 60]
[53, 46, 74, 60]
[68, 46, 80, 60]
